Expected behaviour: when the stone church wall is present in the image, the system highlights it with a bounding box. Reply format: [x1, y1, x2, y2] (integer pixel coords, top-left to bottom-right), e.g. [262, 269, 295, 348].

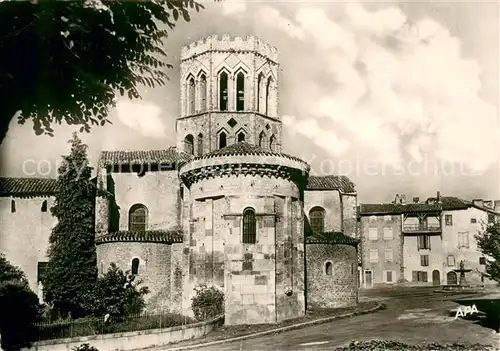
[341, 194, 357, 238]
[305, 243, 358, 308]
[304, 190, 342, 232]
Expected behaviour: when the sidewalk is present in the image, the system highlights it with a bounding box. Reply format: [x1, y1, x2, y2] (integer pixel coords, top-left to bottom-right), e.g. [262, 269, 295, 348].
[140, 300, 384, 351]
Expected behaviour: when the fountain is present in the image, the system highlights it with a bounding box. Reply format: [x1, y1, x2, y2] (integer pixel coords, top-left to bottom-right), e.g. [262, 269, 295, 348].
[454, 260, 472, 286]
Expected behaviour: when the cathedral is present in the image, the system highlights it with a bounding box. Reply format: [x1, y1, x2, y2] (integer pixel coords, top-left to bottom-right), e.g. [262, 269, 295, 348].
[0, 35, 360, 325]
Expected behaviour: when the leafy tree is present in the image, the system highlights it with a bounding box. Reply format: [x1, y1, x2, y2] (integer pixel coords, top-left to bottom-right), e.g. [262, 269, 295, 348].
[43, 133, 97, 318]
[0, 0, 203, 145]
[82, 263, 149, 317]
[0, 254, 27, 283]
[475, 221, 500, 282]
[191, 284, 224, 321]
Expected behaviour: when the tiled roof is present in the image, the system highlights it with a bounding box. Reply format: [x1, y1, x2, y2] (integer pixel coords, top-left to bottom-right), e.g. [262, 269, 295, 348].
[426, 196, 470, 210]
[196, 142, 305, 163]
[306, 175, 356, 193]
[0, 177, 58, 197]
[95, 230, 183, 244]
[99, 147, 192, 167]
[306, 232, 359, 245]
[358, 203, 442, 215]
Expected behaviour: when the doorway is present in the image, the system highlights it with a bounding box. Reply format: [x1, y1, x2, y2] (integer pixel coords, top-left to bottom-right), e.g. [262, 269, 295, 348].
[432, 270, 440, 286]
[365, 270, 373, 288]
[447, 271, 458, 285]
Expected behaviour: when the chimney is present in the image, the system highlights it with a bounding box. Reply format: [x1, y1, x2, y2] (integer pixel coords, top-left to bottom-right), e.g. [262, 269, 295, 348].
[400, 194, 406, 204]
[413, 197, 420, 204]
[472, 199, 484, 208]
[394, 194, 400, 204]
[494, 200, 500, 213]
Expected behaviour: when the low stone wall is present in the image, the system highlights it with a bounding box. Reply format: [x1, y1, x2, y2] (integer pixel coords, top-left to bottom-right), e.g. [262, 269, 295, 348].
[23, 315, 224, 351]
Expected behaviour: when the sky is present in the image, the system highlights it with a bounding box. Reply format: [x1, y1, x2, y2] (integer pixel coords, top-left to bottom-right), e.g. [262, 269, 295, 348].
[0, 0, 498, 203]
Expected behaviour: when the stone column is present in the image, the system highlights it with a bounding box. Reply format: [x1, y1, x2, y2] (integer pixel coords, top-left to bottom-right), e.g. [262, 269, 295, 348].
[284, 196, 293, 292]
[204, 198, 214, 284]
[95, 166, 109, 238]
[228, 74, 235, 111]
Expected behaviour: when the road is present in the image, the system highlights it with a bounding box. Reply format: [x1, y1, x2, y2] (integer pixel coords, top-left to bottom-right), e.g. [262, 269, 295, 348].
[188, 288, 500, 351]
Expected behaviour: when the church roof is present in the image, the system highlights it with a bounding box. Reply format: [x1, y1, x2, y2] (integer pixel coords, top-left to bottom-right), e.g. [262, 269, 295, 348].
[95, 230, 183, 245]
[306, 232, 359, 246]
[196, 142, 305, 163]
[99, 147, 191, 167]
[306, 175, 356, 193]
[0, 177, 58, 197]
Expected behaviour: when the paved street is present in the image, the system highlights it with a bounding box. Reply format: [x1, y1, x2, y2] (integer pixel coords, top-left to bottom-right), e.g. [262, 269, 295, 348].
[185, 288, 500, 351]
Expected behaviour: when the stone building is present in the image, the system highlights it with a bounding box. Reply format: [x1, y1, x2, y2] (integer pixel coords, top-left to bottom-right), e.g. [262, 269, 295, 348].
[358, 193, 500, 288]
[0, 35, 359, 325]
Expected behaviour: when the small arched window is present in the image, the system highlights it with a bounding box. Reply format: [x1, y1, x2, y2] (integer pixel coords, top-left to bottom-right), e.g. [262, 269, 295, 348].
[325, 262, 333, 275]
[265, 77, 272, 115]
[242, 208, 256, 244]
[188, 76, 195, 115]
[199, 73, 207, 112]
[129, 204, 148, 231]
[41, 200, 47, 212]
[309, 207, 325, 234]
[219, 131, 227, 149]
[236, 72, 245, 111]
[131, 258, 140, 275]
[184, 134, 194, 156]
[11, 200, 15, 213]
[237, 132, 245, 142]
[269, 134, 276, 151]
[219, 71, 228, 111]
[258, 131, 268, 149]
[197, 133, 203, 156]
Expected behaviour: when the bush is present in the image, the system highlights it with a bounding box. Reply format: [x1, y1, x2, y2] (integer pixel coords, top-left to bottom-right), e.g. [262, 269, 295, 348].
[191, 284, 224, 321]
[72, 344, 99, 351]
[0, 281, 42, 350]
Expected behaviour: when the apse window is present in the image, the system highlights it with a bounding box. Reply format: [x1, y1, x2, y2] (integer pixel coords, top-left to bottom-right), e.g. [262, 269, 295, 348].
[131, 258, 140, 275]
[242, 208, 256, 244]
[325, 261, 333, 276]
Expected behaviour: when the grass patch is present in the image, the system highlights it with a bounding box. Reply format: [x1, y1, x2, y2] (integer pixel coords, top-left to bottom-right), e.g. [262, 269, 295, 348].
[334, 340, 492, 350]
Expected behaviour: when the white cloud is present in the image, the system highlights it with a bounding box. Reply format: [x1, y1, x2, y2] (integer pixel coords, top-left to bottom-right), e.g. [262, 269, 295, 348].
[116, 100, 166, 139]
[220, 0, 247, 15]
[263, 3, 498, 172]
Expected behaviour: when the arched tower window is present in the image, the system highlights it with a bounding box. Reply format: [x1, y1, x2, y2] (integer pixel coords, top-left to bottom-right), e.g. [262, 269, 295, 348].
[199, 73, 207, 112]
[197, 133, 203, 156]
[236, 72, 245, 111]
[184, 134, 194, 156]
[257, 73, 264, 113]
[269, 134, 276, 151]
[238, 132, 245, 142]
[242, 208, 256, 244]
[309, 207, 325, 234]
[219, 71, 228, 111]
[188, 76, 195, 115]
[219, 131, 227, 149]
[265, 77, 272, 115]
[129, 204, 148, 231]
[258, 131, 268, 149]
[131, 258, 140, 275]
[11, 200, 16, 213]
[325, 262, 333, 275]
[41, 200, 47, 212]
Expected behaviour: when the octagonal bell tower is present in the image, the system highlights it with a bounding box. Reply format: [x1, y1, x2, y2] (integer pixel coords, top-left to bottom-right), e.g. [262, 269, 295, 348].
[176, 35, 282, 157]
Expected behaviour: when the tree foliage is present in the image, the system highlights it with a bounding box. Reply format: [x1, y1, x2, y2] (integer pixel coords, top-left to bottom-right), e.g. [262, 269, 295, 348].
[475, 221, 500, 282]
[42, 133, 97, 318]
[82, 263, 149, 317]
[0, 0, 203, 144]
[191, 284, 224, 321]
[0, 253, 27, 283]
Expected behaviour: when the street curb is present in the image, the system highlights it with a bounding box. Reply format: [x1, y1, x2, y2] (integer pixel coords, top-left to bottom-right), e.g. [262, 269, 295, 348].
[161, 302, 386, 351]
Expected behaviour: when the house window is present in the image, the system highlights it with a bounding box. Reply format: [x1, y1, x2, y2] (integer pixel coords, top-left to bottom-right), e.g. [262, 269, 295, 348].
[386, 271, 393, 283]
[236, 72, 245, 111]
[184, 134, 194, 156]
[218, 131, 227, 149]
[417, 235, 431, 250]
[11, 200, 15, 213]
[368, 228, 378, 240]
[131, 258, 140, 275]
[197, 133, 203, 156]
[242, 208, 256, 244]
[41, 200, 48, 212]
[309, 207, 325, 234]
[383, 227, 393, 240]
[445, 214, 453, 226]
[188, 76, 195, 115]
[447, 255, 455, 266]
[471, 218, 477, 224]
[458, 232, 470, 249]
[420, 255, 429, 267]
[37, 262, 48, 283]
[199, 73, 207, 112]
[325, 261, 333, 275]
[369, 215, 377, 223]
[219, 71, 228, 111]
[369, 249, 378, 263]
[385, 249, 393, 262]
[129, 204, 148, 231]
[480, 257, 486, 265]
[384, 215, 391, 222]
[412, 271, 428, 282]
